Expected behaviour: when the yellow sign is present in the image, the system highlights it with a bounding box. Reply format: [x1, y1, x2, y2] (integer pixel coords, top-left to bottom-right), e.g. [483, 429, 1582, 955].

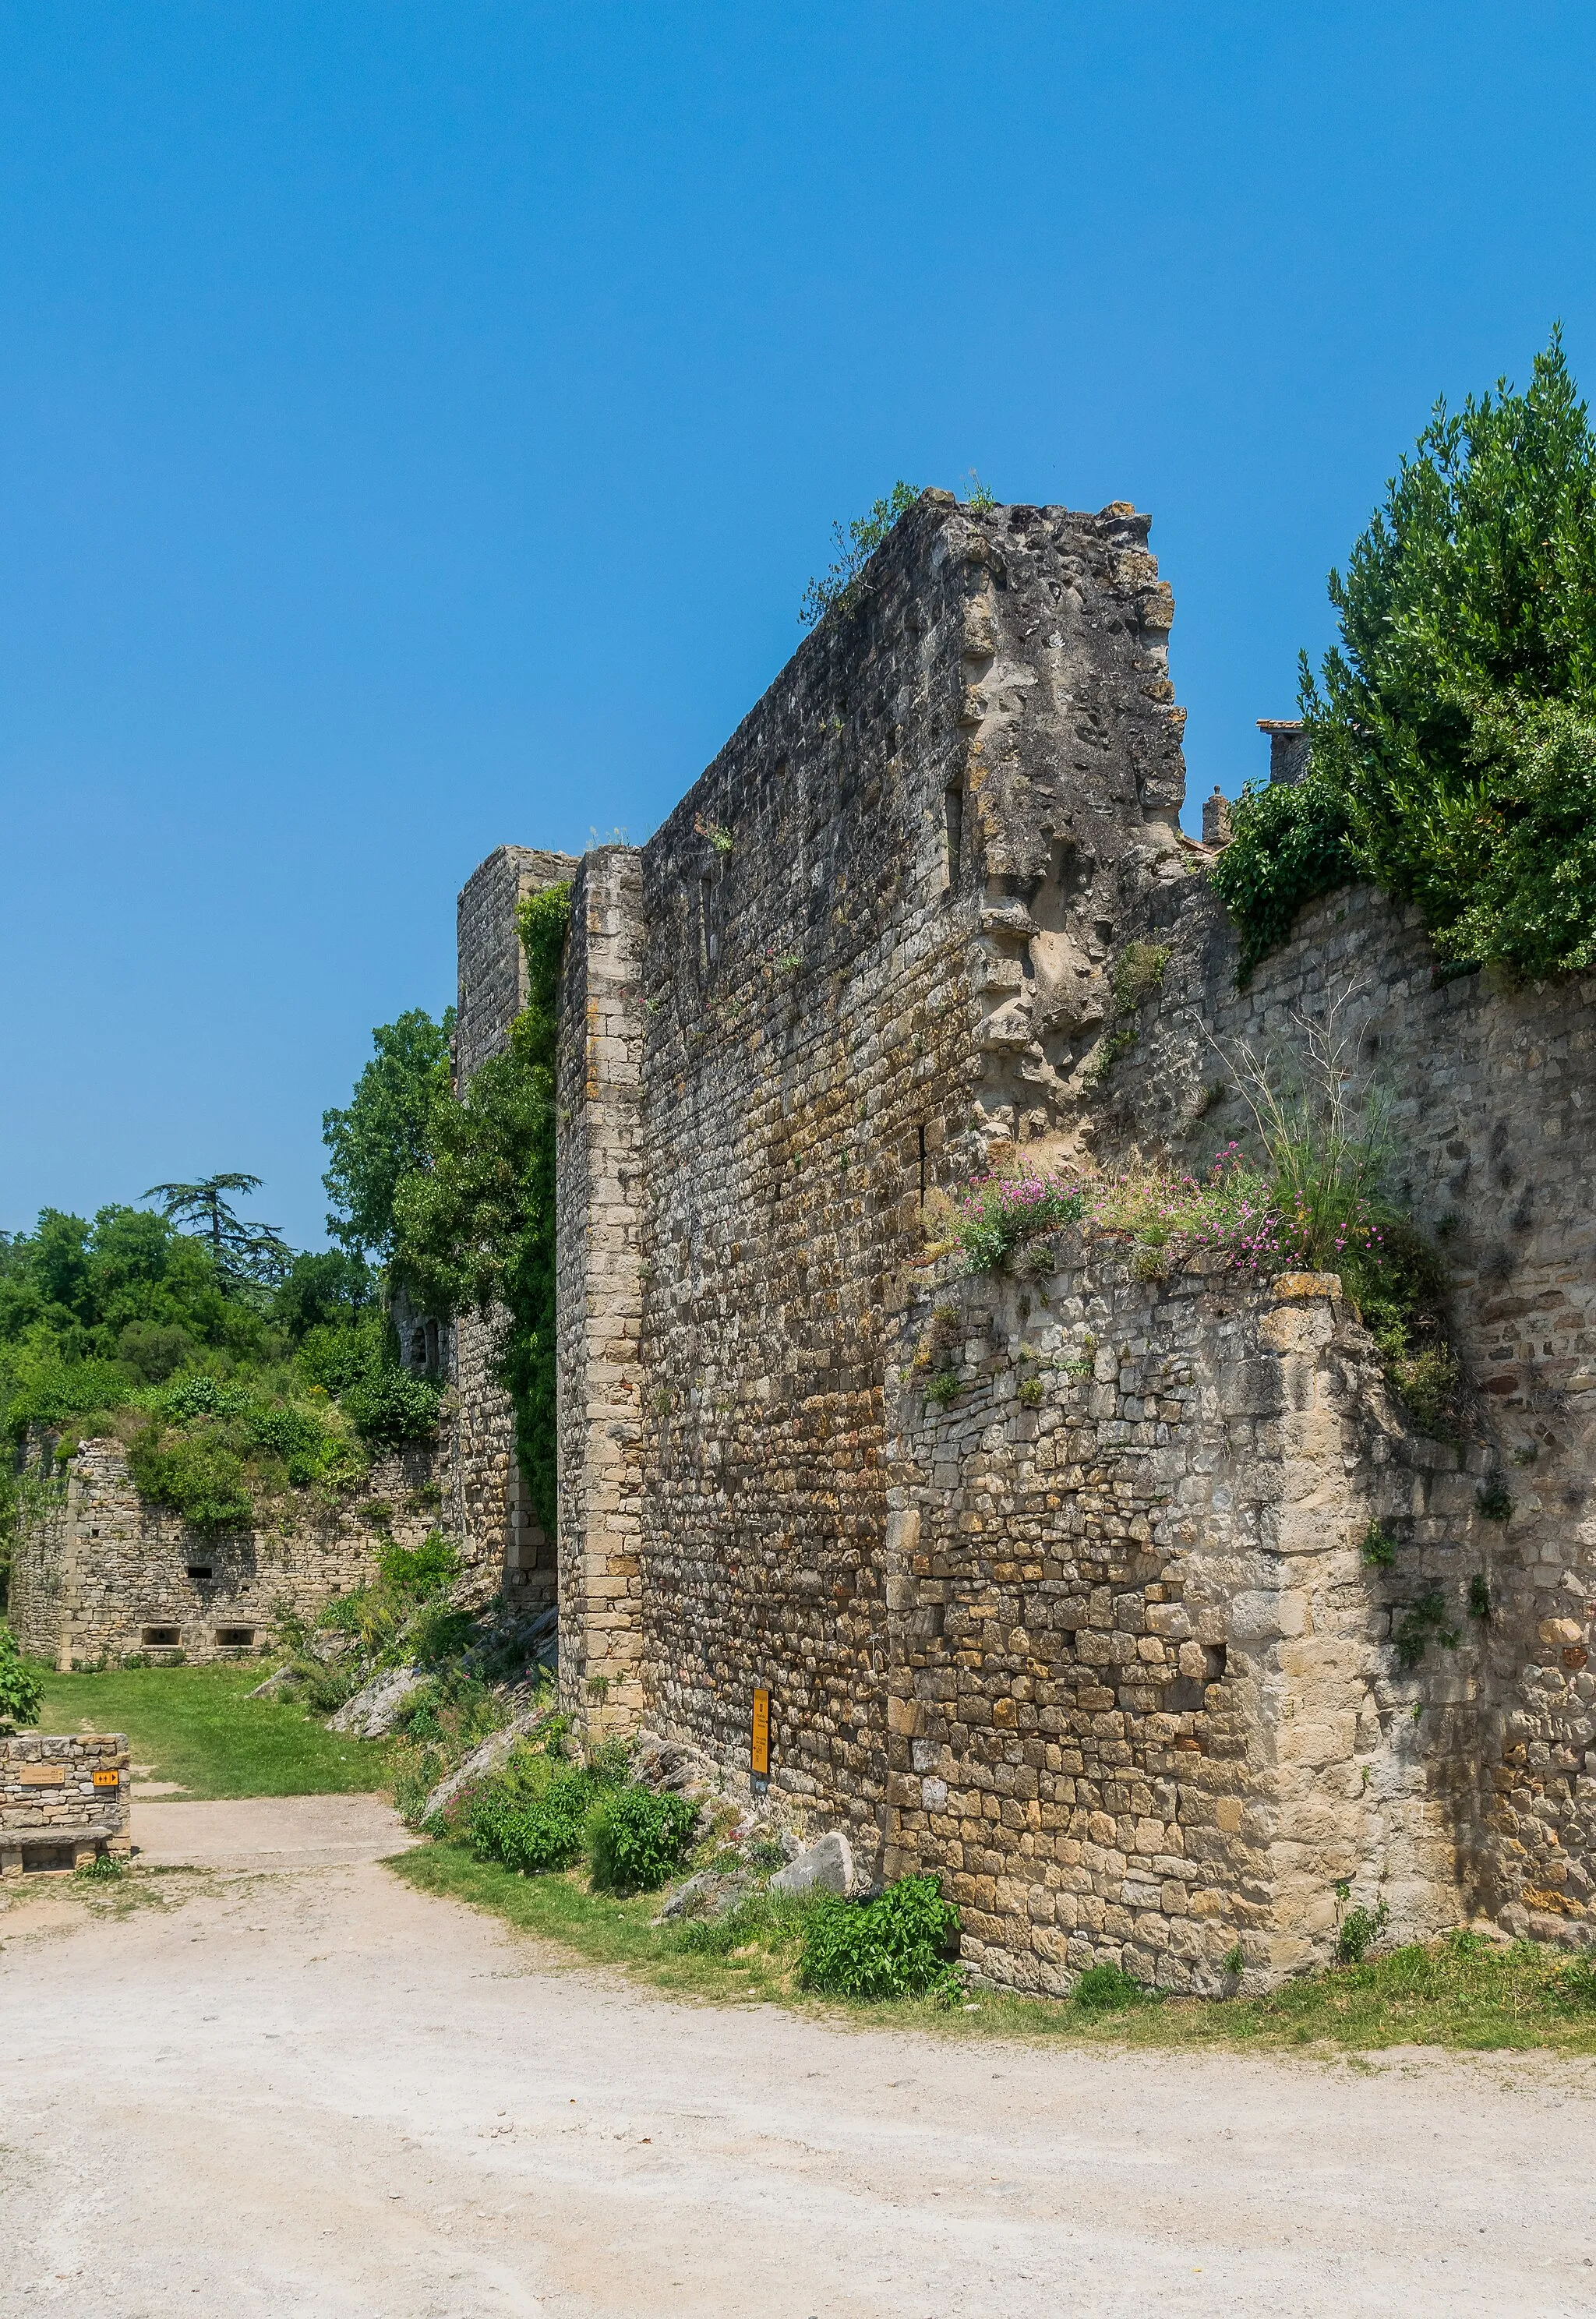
[92, 1770, 121, 1788]
[751, 1688, 770, 1777]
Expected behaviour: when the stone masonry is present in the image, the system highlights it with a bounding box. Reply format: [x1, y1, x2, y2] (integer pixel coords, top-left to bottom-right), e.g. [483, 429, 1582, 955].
[450, 490, 1594, 1988]
[9, 1433, 447, 1671]
[1, 1732, 131, 1875]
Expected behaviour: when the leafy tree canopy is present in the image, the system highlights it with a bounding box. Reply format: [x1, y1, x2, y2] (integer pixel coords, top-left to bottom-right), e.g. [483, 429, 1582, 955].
[322, 1008, 455, 1259]
[143, 1174, 292, 1295]
[390, 888, 568, 1534]
[1213, 330, 1596, 982]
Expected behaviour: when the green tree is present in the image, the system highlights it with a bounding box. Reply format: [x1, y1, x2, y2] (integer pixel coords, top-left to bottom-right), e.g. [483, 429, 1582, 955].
[322, 1008, 455, 1259]
[391, 889, 567, 1534]
[143, 1175, 292, 1293]
[1214, 330, 1596, 982]
[800, 482, 923, 627]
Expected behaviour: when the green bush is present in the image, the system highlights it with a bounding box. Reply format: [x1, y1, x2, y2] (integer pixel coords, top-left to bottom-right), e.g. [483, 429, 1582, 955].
[0, 1620, 43, 1731]
[587, 1783, 697, 1893]
[1209, 773, 1355, 985]
[126, 1425, 253, 1532]
[468, 1762, 595, 1874]
[341, 1367, 441, 1446]
[1216, 332, 1596, 983]
[796, 1873, 960, 2000]
[378, 1530, 460, 1599]
[951, 1173, 1087, 1271]
[1072, 1961, 1151, 2011]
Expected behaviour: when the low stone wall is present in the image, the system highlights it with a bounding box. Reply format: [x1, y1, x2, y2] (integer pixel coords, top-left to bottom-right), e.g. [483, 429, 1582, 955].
[0, 1733, 130, 1873]
[882, 1246, 1488, 1995]
[9, 1435, 451, 1671]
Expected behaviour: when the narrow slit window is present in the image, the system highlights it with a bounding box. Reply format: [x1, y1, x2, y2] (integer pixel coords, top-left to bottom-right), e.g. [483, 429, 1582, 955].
[944, 783, 964, 891]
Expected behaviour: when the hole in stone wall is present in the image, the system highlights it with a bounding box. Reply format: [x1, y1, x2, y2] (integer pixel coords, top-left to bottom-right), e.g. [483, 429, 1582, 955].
[917, 1124, 927, 1207]
[141, 1626, 180, 1647]
[185, 1565, 213, 1581]
[1203, 1643, 1227, 1682]
[214, 1628, 255, 1647]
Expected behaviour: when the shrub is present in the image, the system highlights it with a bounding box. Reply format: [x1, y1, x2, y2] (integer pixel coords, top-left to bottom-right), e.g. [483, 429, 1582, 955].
[126, 1425, 253, 1532]
[1360, 1523, 1398, 1569]
[1476, 1479, 1515, 1523]
[157, 1375, 251, 1421]
[587, 1783, 698, 1892]
[468, 1761, 595, 1874]
[0, 1620, 43, 1731]
[1209, 771, 1356, 984]
[796, 1874, 959, 2001]
[1219, 332, 1596, 983]
[1072, 1962, 1150, 2011]
[1336, 1897, 1390, 1964]
[341, 1368, 441, 1446]
[379, 1530, 460, 1599]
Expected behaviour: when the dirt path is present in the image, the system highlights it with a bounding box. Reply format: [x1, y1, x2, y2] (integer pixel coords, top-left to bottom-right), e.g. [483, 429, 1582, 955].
[3, 1800, 1596, 2318]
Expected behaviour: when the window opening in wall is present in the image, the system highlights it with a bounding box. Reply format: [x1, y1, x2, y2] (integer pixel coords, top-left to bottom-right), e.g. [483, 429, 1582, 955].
[1205, 1643, 1227, 1682]
[141, 1626, 180, 1647]
[185, 1565, 213, 1581]
[697, 874, 716, 978]
[215, 1628, 255, 1647]
[943, 782, 964, 892]
[917, 1124, 927, 1207]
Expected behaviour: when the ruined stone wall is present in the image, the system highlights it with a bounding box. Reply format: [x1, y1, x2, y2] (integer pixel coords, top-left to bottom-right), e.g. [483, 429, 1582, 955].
[450, 843, 578, 1603]
[1095, 877, 1596, 1947]
[883, 1251, 1483, 1994]
[0, 1733, 130, 1875]
[8, 1434, 445, 1670]
[615, 492, 1188, 1867]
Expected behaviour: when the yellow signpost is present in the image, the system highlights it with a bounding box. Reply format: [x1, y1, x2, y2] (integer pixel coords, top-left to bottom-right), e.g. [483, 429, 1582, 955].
[751, 1687, 769, 1777]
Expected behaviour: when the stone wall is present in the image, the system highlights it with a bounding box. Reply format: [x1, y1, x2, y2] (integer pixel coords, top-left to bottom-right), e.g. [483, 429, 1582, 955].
[449, 843, 578, 1606]
[882, 1251, 1485, 1994]
[1, 1733, 131, 1874]
[473, 489, 1596, 1981]
[603, 490, 1187, 1869]
[1096, 877, 1596, 1947]
[8, 1434, 446, 1670]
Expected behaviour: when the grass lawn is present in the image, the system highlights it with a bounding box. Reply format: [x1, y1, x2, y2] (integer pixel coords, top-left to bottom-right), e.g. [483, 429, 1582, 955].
[391, 1840, 1596, 2055]
[31, 1663, 394, 1798]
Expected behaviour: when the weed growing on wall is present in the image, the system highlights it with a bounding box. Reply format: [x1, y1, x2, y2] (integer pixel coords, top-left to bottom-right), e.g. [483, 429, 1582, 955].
[799, 482, 923, 627]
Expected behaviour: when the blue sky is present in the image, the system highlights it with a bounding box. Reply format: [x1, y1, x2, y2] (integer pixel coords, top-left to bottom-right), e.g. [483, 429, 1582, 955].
[4, 2, 1594, 1248]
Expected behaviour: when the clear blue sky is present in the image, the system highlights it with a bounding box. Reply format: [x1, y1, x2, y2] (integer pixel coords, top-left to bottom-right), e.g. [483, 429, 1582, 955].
[4, 2, 1594, 1249]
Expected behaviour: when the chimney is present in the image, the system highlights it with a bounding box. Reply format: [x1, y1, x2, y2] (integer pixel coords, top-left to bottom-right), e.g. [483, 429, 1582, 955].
[1201, 789, 1232, 847]
[1257, 718, 1310, 787]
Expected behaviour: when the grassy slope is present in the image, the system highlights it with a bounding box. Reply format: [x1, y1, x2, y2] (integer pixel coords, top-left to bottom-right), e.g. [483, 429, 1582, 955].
[32, 1664, 394, 1798]
[391, 1844, 1596, 2055]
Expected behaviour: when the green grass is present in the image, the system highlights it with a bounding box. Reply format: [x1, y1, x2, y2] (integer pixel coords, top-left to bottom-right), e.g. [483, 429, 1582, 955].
[390, 1844, 1596, 2054]
[30, 1663, 395, 1798]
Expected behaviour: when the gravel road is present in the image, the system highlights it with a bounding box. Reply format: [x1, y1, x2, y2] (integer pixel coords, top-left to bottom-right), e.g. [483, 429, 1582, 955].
[2, 1795, 1594, 2317]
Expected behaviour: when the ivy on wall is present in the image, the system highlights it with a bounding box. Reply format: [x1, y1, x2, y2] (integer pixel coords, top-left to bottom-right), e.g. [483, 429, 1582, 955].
[391, 884, 570, 1539]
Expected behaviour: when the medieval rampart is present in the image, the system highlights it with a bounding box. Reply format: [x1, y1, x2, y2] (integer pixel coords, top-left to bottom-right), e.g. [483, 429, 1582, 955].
[458, 489, 1596, 1982]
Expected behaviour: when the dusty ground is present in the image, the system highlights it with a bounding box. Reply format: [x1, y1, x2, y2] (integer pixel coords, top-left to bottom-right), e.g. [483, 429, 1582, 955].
[3, 1799, 1596, 2317]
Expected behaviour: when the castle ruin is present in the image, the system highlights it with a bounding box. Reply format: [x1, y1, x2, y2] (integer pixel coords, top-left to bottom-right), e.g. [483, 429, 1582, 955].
[452, 488, 1596, 1994]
